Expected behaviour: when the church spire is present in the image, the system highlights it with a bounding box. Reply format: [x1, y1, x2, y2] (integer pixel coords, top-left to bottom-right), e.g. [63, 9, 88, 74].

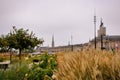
[100, 18, 104, 27]
[52, 35, 55, 48]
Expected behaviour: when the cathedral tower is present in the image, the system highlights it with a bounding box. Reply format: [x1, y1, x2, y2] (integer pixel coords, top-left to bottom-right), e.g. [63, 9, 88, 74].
[98, 18, 106, 37]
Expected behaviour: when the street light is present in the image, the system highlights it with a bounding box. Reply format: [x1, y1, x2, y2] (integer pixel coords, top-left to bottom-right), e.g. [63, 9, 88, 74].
[94, 14, 97, 49]
[71, 35, 73, 51]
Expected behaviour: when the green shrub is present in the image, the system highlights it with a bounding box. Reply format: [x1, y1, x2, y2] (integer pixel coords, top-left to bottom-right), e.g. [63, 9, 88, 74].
[26, 53, 57, 80]
[0, 53, 57, 80]
[0, 58, 4, 62]
[0, 63, 29, 80]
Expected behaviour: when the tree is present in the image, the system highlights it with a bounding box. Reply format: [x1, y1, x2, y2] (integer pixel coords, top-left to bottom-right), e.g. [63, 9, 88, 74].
[0, 35, 9, 52]
[8, 26, 43, 60]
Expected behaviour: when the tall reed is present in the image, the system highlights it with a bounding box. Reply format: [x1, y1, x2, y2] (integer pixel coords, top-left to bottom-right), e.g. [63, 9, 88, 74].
[54, 50, 120, 80]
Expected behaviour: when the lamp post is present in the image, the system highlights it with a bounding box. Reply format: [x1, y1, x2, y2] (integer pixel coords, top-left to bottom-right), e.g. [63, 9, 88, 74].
[71, 35, 73, 51]
[101, 34, 103, 50]
[100, 28, 105, 50]
[94, 14, 97, 49]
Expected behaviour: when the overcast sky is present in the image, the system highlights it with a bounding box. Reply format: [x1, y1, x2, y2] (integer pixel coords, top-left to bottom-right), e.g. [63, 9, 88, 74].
[0, 0, 120, 47]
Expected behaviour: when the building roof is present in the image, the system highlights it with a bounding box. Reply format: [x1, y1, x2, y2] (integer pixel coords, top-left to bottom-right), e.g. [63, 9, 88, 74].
[108, 35, 120, 41]
[91, 35, 120, 42]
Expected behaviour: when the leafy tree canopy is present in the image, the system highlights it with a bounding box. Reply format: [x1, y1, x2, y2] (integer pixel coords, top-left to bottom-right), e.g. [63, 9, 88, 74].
[0, 26, 44, 60]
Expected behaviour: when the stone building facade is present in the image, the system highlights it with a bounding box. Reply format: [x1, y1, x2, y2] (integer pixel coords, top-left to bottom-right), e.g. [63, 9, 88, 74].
[38, 19, 120, 53]
[90, 19, 120, 51]
[39, 44, 82, 53]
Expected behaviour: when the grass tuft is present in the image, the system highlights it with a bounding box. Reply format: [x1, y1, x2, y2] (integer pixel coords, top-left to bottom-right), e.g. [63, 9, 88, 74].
[55, 50, 120, 80]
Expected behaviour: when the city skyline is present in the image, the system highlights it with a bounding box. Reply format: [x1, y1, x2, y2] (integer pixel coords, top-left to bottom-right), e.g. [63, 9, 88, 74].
[0, 0, 120, 46]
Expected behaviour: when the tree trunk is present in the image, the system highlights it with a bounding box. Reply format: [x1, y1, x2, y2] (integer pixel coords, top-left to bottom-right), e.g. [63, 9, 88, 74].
[19, 48, 22, 60]
[10, 49, 12, 64]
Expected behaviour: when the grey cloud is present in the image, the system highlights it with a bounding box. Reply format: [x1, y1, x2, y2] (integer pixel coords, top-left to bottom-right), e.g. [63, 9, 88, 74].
[0, 0, 120, 46]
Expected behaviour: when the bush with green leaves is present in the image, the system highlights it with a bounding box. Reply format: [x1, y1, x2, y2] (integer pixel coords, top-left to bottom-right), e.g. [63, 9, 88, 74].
[0, 53, 57, 80]
[0, 63, 29, 80]
[0, 58, 5, 62]
[26, 53, 57, 80]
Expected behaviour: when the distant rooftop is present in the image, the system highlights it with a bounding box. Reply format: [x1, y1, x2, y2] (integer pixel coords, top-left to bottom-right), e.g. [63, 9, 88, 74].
[91, 35, 120, 42]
